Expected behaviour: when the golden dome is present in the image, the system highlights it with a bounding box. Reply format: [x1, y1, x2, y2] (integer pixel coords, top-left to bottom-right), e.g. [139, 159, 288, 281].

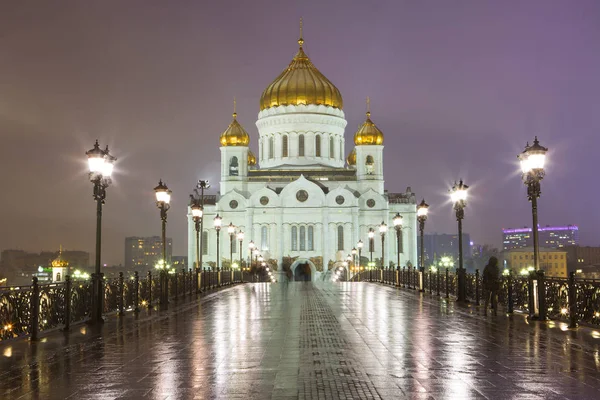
[248, 149, 257, 166]
[346, 148, 356, 166]
[354, 111, 384, 146]
[51, 247, 69, 269]
[259, 33, 343, 111]
[220, 112, 250, 147]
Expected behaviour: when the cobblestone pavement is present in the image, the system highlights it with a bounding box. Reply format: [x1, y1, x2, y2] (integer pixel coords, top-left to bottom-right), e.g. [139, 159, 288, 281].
[1, 282, 600, 399]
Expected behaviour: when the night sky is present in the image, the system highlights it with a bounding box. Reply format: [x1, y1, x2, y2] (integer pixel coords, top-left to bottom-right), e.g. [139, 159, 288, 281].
[1, 1, 599, 266]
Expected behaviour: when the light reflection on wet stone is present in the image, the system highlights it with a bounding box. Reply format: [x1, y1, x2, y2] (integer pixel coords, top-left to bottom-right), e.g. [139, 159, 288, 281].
[0, 282, 599, 399]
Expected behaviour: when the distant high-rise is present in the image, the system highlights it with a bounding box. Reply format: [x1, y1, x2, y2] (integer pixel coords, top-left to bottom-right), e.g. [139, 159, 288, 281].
[124, 236, 172, 269]
[502, 225, 579, 251]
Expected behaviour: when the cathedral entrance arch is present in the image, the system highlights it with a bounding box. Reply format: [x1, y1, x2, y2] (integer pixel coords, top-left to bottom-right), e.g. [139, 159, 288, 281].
[291, 259, 316, 282]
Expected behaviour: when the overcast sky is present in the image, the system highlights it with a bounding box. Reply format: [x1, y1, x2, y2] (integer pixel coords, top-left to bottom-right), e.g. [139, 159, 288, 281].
[1, 1, 599, 265]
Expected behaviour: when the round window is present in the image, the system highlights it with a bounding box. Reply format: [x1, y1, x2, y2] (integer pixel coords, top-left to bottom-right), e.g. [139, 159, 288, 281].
[335, 195, 345, 205]
[366, 199, 375, 208]
[229, 200, 238, 209]
[260, 196, 269, 205]
[296, 190, 309, 202]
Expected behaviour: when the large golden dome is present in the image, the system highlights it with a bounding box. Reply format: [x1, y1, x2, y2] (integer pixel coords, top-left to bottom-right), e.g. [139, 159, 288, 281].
[220, 112, 250, 147]
[259, 35, 343, 111]
[354, 111, 384, 146]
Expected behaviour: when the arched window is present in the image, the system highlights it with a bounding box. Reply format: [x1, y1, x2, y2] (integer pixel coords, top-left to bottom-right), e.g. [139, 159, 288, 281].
[366, 155, 374, 175]
[330, 137, 334, 158]
[261, 226, 268, 251]
[291, 226, 298, 251]
[269, 137, 274, 159]
[337, 226, 344, 251]
[308, 226, 314, 251]
[299, 226, 306, 251]
[282, 135, 289, 157]
[202, 231, 209, 255]
[299, 134, 305, 156]
[56, 272, 61, 282]
[229, 156, 239, 176]
[315, 135, 321, 157]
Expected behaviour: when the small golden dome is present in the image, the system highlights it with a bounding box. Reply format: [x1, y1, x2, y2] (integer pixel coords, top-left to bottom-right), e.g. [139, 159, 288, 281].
[248, 149, 257, 166]
[220, 112, 250, 147]
[346, 148, 356, 166]
[259, 34, 343, 111]
[354, 111, 384, 146]
[51, 247, 69, 269]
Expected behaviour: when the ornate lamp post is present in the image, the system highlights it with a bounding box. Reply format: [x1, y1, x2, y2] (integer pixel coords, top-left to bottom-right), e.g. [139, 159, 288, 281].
[417, 199, 429, 292]
[519, 137, 548, 319]
[248, 241, 255, 272]
[357, 240, 363, 271]
[518, 137, 548, 277]
[190, 195, 203, 293]
[228, 223, 235, 271]
[379, 222, 387, 283]
[213, 214, 222, 273]
[351, 247, 357, 277]
[392, 213, 403, 269]
[196, 180, 210, 271]
[154, 180, 172, 307]
[237, 231, 244, 282]
[368, 229, 375, 281]
[450, 180, 468, 302]
[85, 140, 116, 324]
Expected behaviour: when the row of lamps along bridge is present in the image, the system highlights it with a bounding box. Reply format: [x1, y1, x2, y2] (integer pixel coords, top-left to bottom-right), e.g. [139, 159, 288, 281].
[84, 137, 547, 322]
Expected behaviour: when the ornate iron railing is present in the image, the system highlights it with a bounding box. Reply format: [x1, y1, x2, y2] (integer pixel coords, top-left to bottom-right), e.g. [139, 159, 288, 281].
[349, 268, 600, 327]
[0, 268, 251, 342]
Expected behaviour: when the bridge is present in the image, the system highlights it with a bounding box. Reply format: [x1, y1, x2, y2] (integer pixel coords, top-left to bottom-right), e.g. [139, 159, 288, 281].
[1, 275, 600, 399]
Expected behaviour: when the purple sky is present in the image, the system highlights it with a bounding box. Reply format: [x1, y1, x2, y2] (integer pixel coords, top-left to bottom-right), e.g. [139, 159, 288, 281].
[1, 1, 599, 265]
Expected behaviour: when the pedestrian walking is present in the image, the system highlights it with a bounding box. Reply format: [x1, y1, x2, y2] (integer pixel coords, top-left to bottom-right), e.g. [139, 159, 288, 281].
[483, 256, 500, 316]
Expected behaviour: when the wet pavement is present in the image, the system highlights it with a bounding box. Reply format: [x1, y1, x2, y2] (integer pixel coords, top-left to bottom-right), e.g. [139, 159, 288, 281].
[1, 282, 600, 400]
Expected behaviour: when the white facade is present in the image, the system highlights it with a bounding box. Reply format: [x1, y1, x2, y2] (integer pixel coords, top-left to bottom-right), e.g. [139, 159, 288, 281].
[187, 42, 417, 282]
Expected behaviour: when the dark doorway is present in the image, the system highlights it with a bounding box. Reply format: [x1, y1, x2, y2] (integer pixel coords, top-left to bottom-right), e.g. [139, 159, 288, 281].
[294, 262, 311, 281]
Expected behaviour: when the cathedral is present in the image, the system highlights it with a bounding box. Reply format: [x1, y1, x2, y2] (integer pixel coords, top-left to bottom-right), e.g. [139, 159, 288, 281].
[187, 29, 417, 282]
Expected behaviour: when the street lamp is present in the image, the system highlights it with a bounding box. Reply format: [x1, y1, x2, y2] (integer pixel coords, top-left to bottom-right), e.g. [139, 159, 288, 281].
[228, 223, 235, 272]
[417, 199, 429, 292]
[357, 240, 363, 273]
[196, 180, 210, 271]
[237, 231, 244, 282]
[450, 180, 468, 302]
[368, 229, 375, 281]
[214, 214, 222, 274]
[392, 213, 403, 270]
[154, 179, 172, 308]
[379, 222, 387, 283]
[85, 140, 116, 324]
[190, 194, 203, 293]
[351, 247, 357, 276]
[518, 137, 548, 276]
[248, 240, 255, 271]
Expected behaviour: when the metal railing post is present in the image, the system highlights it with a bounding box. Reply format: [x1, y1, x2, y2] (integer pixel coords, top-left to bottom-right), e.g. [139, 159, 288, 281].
[134, 271, 140, 313]
[445, 268, 449, 299]
[568, 271, 578, 329]
[475, 269, 480, 306]
[507, 271, 514, 314]
[30, 277, 40, 341]
[537, 270, 547, 320]
[147, 271, 152, 308]
[63, 275, 72, 331]
[118, 272, 124, 316]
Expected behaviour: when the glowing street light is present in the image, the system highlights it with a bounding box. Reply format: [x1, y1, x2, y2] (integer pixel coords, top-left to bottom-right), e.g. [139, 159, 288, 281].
[154, 179, 172, 307]
[85, 140, 116, 324]
[190, 193, 203, 293]
[417, 199, 429, 292]
[450, 180, 468, 302]
[237, 231, 244, 282]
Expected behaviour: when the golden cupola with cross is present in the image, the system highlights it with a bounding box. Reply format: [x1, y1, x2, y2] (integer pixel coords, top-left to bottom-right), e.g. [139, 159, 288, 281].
[354, 98, 384, 146]
[220, 99, 250, 147]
